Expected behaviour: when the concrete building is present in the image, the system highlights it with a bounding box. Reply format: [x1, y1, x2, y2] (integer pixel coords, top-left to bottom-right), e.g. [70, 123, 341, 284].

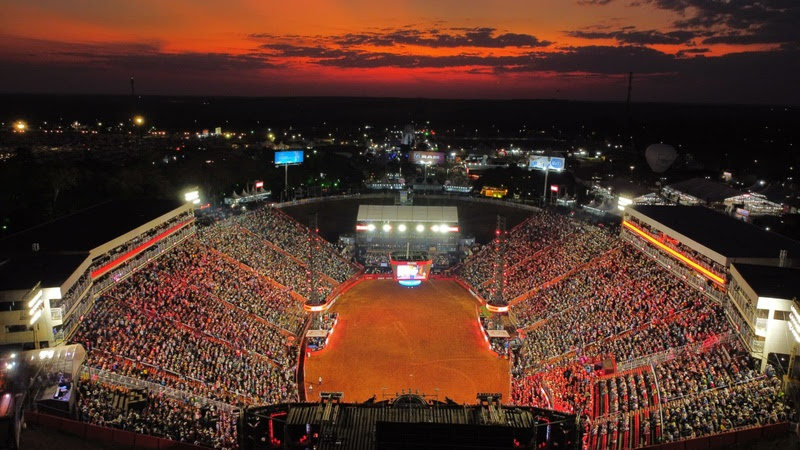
[0, 200, 194, 349]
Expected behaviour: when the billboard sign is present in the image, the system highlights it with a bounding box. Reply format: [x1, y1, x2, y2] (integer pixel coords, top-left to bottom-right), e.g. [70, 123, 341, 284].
[275, 150, 304, 165]
[529, 156, 565, 171]
[255, 181, 264, 189]
[410, 151, 445, 165]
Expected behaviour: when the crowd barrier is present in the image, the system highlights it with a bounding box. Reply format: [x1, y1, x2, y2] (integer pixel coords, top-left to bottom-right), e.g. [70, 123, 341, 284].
[26, 411, 208, 450]
[641, 422, 789, 450]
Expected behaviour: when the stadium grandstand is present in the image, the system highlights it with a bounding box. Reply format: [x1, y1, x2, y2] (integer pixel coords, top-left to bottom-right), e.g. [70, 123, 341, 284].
[0, 198, 797, 449]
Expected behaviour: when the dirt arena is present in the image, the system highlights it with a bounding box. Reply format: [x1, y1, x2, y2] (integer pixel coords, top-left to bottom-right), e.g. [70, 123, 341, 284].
[303, 279, 510, 404]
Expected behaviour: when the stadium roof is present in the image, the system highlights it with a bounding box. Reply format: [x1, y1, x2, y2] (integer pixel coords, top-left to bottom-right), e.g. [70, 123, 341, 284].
[628, 205, 800, 262]
[0, 199, 186, 254]
[665, 178, 742, 203]
[732, 263, 800, 300]
[0, 253, 89, 291]
[262, 399, 576, 450]
[357, 205, 458, 223]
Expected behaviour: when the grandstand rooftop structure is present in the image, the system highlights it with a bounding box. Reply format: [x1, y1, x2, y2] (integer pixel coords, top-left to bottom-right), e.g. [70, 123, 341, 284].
[0, 199, 186, 254]
[245, 395, 579, 450]
[725, 263, 800, 370]
[355, 205, 460, 253]
[622, 206, 800, 294]
[0, 199, 194, 349]
[356, 205, 458, 224]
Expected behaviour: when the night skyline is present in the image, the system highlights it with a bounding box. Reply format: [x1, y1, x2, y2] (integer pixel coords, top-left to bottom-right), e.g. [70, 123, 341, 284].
[1, 0, 798, 103]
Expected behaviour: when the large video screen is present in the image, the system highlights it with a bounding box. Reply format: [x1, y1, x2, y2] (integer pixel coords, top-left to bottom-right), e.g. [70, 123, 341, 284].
[275, 150, 304, 165]
[394, 263, 431, 281]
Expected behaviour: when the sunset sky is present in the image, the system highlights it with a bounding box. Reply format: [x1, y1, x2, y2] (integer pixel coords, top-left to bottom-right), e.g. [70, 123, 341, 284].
[0, 0, 797, 103]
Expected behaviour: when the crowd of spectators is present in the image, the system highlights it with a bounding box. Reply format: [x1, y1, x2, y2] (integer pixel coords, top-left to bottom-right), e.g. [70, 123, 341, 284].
[493, 209, 795, 449]
[497, 225, 617, 300]
[101, 240, 303, 358]
[232, 207, 359, 283]
[75, 295, 298, 406]
[361, 251, 390, 267]
[78, 378, 238, 449]
[458, 211, 576, 292]
[198, 222, 331, 299]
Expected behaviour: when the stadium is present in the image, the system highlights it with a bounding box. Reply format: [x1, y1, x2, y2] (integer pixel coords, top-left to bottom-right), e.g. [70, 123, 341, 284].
[0, 196, 797, 450]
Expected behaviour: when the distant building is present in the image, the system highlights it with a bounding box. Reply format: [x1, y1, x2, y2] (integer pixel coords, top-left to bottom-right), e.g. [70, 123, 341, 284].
[664, 177, 783, 218]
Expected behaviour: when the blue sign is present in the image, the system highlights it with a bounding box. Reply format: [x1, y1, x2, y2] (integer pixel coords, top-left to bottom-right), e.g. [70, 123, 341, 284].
[275, 150, 304, 165]
[529, 156, 565, 171]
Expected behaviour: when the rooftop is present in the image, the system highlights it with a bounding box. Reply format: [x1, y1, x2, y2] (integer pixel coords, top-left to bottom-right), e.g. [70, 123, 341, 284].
[0, 199, 186, 254]
[629, 205, 800, 260]
[733, 263, 800, 300]
[0, 253, 89, 291]
[665, 177, 742, 203]
[357, 205, 458, 223]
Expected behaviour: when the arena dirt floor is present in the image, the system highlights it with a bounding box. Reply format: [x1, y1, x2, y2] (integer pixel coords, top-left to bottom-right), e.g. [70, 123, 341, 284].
[303, 279, 510, 404]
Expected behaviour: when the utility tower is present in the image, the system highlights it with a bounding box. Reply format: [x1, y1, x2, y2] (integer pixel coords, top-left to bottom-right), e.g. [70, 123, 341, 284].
[306, 214, 321, 307]
[488, 215, 508, 312]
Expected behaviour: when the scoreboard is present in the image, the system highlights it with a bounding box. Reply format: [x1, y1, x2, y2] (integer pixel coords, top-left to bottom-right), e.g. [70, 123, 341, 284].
[389, 252, 433, 287]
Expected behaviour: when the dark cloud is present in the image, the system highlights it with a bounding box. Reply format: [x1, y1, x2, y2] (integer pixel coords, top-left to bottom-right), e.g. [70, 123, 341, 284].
[676, 47, 709, 57]
[0, 37, 275, 72]
[645, 0, 800, 45]
[333, 27, 551, 48]
[567, 29, 699, 45]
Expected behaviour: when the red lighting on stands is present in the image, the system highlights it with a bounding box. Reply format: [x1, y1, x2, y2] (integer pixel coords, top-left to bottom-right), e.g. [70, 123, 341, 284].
[355, 225, 368, 231]
[622, 220, 725, 285]
[91, 219, 192, 279]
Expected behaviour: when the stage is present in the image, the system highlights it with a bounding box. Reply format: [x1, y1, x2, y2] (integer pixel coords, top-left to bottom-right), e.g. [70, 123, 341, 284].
[303, 279, 510, 404]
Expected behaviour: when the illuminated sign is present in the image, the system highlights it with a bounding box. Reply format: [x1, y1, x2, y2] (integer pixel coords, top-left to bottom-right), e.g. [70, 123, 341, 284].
[622, 220, 725, 285]
[184, 190, 201, 205]
[481, 186, 508, 198]
[409, 151, 445, 165]
[550, 185, 559, 192]
[275, 150, 304, 165]
[255, 181, 264, 189]
[529, 156, 565, 171]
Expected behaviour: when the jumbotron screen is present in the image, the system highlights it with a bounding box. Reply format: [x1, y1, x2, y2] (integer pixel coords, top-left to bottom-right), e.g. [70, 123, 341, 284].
[393, 262, 431, 281]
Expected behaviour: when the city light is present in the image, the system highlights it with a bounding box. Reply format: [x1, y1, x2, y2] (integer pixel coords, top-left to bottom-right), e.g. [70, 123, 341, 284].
[134, 115, 145, 126]
[14, 121, 27, 132]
